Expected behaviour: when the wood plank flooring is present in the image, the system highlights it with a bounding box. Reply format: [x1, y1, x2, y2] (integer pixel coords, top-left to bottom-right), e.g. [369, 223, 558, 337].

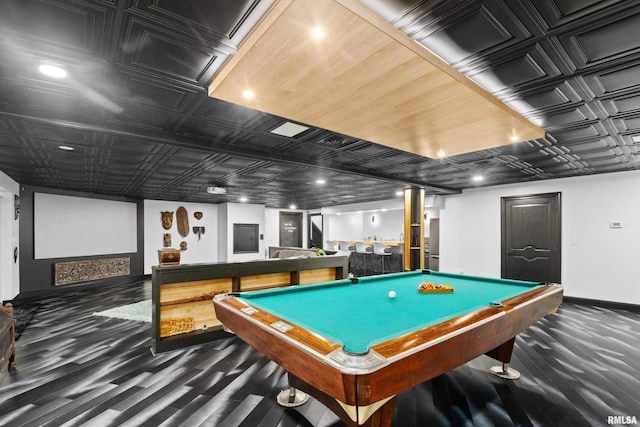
[1, 279, 639, 426]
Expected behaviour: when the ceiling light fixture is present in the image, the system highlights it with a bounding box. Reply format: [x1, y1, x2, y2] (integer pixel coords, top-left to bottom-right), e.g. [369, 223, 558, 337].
[58, 145, 74, 151]
[316, 179, 326, 184]
[242, 89, 255, 99]
[39, 64, 67, 78]
[632, 135, 640, 143]
[289, 204, 297, 210]
[472, 175, 484, 182]
[239, 196, 248, 202]
[437, 149, 446, 158]
[208, 0, 544, 159]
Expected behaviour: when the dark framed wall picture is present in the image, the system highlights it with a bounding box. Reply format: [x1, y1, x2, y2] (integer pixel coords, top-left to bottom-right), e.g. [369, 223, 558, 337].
[233, 223, 259, 254]
[279, 212, 302, 247]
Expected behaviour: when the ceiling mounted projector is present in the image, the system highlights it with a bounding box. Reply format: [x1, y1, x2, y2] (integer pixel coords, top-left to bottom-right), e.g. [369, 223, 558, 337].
[207, 186, 227, 194]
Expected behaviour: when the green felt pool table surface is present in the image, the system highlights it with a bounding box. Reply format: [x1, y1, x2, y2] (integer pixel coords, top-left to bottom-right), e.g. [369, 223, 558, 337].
[239, 270, 544, 354]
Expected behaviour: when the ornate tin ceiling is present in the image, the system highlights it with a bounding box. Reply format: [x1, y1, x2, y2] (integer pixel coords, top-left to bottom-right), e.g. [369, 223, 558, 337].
[1, 0, 639, 209]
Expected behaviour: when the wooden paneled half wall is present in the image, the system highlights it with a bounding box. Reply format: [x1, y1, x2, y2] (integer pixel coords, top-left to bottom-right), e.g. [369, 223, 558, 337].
[151, 256, 348, 353]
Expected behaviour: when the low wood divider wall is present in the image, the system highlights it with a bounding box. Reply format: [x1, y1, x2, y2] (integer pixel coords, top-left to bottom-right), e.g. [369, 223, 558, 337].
[151, 256, 348, 353]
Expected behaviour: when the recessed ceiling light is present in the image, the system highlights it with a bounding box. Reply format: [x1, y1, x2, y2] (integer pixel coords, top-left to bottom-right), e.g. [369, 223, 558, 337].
[437, 149, 446, 158]
[271, 121, 310, 137]
[316, 179, 326, 184]
[58, 145, 74, 151]
[510, 135, 519, 142]
[239, 196, 248, 202]
[311, 26, 326, 40]
[242, 89, 255, 99]
[395, 191, 404, 196]
[472, 175, 484, 182]
[289, 204, 297, 210]
[632, 135, 640, 143]
[39, 64, 67, 78]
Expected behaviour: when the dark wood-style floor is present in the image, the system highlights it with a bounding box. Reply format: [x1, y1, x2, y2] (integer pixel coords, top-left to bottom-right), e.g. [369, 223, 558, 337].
[1, 279, 639, 427]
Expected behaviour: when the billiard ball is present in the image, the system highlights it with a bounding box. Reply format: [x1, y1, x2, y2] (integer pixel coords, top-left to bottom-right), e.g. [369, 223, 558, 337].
[388, 290, 396, 299]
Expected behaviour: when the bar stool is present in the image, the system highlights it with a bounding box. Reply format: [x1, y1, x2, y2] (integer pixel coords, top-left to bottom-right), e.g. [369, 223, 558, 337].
[372, 242, 392, 275]
[355, 241, 373, 276]
[339, 241, 356, 275]
[338, 241, 354, 252]
[325, 240, 339, 251]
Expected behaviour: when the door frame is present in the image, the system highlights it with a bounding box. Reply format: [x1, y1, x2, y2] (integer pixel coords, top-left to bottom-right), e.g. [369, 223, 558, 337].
[307, 213, 323, 248]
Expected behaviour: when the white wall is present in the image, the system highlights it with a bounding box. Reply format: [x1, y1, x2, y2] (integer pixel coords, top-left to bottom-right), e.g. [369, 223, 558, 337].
[144, 200, 219, 274]
[322, 198, 406, 244]
[440, 170, 640, 305]
[362, 209, 404, 241]
[265, 208, 309, 251]
[0, 171, 19, 301]
[219, 203, 265, 262]
[326, 212, 365, 241]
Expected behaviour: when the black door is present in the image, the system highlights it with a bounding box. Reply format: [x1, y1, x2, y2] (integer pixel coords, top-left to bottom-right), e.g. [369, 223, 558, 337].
[501, 193, 561, 283]
[279, 212, 303, 247]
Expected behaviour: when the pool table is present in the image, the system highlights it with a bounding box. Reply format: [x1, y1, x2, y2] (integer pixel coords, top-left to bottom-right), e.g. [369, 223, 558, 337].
[213, 270, 563, 427]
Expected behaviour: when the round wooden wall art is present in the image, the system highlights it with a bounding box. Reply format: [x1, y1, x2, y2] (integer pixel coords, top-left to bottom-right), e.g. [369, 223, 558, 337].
[194, 211, 203, 220]
[176, 206, 189, 237]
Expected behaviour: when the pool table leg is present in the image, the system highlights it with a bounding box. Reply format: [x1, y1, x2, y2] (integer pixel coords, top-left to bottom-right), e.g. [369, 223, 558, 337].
[288, 373, 396, 427]
[485, 337, 521, 379]
[485, 336, 515, 363]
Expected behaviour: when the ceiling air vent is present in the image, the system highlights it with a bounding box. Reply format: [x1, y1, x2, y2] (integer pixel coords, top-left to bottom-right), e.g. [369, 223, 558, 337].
[321, 135, 349, 146]
[270, 121, 309, 137]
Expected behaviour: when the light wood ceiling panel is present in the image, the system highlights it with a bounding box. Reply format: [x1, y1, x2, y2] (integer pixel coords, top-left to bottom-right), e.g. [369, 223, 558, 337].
[207, 0, 545, 158]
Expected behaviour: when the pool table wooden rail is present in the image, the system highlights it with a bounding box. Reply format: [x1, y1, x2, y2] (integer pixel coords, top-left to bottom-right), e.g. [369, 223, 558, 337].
[213, 282, 563, 427]
[214, 294, 360, 409]
[361, 284, 563, 404]
[218, 295, 343, 356]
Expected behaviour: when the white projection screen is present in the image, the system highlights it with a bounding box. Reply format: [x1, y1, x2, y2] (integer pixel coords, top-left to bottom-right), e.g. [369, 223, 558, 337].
[34, 193, 137, 259]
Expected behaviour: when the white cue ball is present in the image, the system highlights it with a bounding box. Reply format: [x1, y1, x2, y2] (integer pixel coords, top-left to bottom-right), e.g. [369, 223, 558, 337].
[388, 290, 396, 299]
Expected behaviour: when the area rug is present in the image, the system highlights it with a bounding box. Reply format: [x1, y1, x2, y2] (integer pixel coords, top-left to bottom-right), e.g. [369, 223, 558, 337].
[93, 300, 151, 322]
[12, 303, 40, 341]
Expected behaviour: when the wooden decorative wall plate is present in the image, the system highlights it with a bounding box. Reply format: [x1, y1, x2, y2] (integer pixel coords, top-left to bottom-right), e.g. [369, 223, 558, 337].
[176, 206, 189, 237]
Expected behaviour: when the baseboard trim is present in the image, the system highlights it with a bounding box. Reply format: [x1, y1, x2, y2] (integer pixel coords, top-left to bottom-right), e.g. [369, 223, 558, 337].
[563, 296, 640, 313]
[13, 275, 151, 303]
